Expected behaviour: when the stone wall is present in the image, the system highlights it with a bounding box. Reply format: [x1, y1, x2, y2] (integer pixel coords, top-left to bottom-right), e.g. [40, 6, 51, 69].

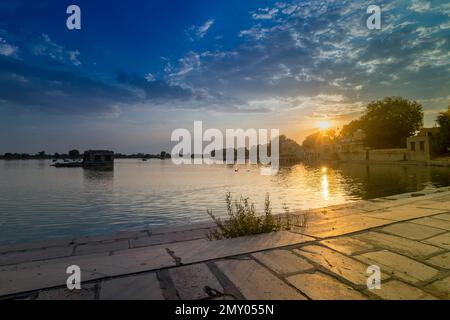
[337, 151, 367, 162]
[338, 149, 407, 162]
[369, 149, 407, 161]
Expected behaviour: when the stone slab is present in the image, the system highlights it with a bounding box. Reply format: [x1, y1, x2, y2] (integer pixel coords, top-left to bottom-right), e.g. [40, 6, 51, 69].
[0, 246, 75, 266]
[294, 245, 388, 287]
[0, 238, 75, 255]
[74, 230, 149, 245]
[320, 237, 375, 255]
[425, 276, 450, 299]
[380, 222, 445, 241]
[365, 193, 442, 208]
[130, 229, 208, 248]
[426, 253, 450, 269]
[151, 223, 215, 235]
[0, 245, 174, 296]
[37, 284, 97, 300]
[169, 263, 223, 300]
[410, 217, 450, 231]
[414, 201, 450, 211]
[215, 259, 307, 300]
[251, 250, 314, 275]
[433, 213, 450, 222]
[301, 215, 393, 239]
[356, 251, 439, 285]
[168, 231, 315, 265]
[286, 272, 367, 300]
[423, 233, 450, 250]
[367, 280, 437, 300]
[353, 231, 442, 259]
[363, 205, 445, 221]
[100, 273, 164, 300]
[75, 240, 129, 256]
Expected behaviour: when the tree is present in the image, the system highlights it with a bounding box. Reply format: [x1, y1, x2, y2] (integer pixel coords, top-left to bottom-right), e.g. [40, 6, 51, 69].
[432, 104, 450, 154]
[68, 149, 81, 159]
[340, 119, 364, 138]
[302, 132, 333, 150]
[279, 135, 302, 154]
[361, 97, 423, 149]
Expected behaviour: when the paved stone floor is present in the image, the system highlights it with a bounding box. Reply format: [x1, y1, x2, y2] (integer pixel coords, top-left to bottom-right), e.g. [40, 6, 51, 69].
[1, 187, 450, 300]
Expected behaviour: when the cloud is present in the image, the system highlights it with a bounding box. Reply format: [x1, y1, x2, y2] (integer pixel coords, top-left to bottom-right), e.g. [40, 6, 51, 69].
[252, 8, 279, 20]
[145, 73, 155, 82]
[197, 19, 215, 38]
[167, 51, 201, 85]
[0, 56, 134, 115]
[0, 43, 18, 57]
[32, 34, 82, 66]
[117, 71, 193, 101]
[68, 50, 81, 66]
[186, 19, 215, 40]
[409, 0, 431, 13]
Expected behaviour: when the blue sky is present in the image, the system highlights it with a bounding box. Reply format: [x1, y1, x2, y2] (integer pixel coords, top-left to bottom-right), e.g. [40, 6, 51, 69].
[0, 0, 449, 153]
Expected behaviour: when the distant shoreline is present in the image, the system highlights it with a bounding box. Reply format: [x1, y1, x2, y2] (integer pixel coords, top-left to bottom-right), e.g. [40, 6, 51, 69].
[0, 153, 171, 161]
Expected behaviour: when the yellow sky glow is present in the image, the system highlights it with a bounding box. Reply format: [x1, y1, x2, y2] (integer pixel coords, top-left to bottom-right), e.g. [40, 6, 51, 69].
[318, 120, 332, 130]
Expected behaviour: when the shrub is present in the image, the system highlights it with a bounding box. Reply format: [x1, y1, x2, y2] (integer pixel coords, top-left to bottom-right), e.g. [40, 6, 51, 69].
[207, 193, 306, 240]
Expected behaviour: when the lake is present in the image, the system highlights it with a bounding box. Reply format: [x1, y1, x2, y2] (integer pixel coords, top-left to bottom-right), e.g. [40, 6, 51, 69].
[1, 159, 450, 244]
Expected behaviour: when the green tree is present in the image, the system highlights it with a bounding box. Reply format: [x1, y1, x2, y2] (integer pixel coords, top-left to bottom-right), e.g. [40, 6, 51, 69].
[361, 97, 423, 149]
[432, 104, 450, 154]
[302, 132, 333, 150]
[340, 119, 364, 138]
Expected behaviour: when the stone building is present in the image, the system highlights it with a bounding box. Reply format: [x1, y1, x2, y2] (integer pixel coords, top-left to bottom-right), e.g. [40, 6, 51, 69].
[83, 150, 114, 169]
[407, 128, 439, 161]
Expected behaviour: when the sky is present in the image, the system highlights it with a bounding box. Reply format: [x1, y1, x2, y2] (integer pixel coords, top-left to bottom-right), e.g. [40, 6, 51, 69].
[0, 0, 449, 154]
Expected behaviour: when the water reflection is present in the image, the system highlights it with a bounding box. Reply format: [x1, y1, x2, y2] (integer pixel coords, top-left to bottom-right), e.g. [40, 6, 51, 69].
[321, 172, 329, 201]
[83, 168, 114, 181]
[1, 159, 450, 244]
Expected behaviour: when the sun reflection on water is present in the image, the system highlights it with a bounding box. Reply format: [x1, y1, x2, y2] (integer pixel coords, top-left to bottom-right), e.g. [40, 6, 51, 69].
[321, 167, 329, 201]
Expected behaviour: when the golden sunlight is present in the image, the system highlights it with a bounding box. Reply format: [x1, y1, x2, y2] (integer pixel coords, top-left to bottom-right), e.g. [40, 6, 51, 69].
[318, 120, 332, 130]
[322, 174, 329, 201]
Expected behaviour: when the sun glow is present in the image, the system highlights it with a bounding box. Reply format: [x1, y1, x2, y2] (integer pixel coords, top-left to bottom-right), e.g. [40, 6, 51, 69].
[318, 120, 332, 130]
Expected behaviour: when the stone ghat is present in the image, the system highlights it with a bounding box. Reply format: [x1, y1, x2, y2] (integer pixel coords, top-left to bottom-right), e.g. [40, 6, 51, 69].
[1, 187, 449, 300]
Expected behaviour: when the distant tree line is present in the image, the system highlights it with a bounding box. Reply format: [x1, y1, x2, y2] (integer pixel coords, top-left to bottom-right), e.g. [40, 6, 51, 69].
[0, 150, 171, 160]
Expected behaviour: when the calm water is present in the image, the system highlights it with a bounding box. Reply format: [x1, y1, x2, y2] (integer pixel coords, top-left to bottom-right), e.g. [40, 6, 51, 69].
[1, 159, 450, 244]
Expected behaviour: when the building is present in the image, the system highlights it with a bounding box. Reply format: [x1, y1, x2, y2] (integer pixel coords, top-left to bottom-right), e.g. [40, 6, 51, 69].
[83, 150, 114, 169]
[335, 129, 367, 161]
[407, 128, 439, 161]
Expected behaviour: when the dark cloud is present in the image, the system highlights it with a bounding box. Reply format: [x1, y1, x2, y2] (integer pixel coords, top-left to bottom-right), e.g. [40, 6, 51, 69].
[0, 56, 135, 115]
[116, 71, 194, 101]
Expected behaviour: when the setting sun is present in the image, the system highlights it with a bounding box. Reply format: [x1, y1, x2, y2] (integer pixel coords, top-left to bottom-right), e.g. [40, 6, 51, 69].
[318, 120, 332, 130]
